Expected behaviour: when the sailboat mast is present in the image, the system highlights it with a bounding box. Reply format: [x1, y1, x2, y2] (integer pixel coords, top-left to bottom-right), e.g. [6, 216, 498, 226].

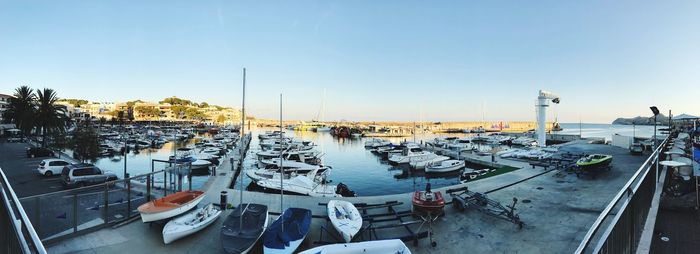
[279, 93, 284, 232]
[238, 68, 247, 229]
[240, 68, 246, 207]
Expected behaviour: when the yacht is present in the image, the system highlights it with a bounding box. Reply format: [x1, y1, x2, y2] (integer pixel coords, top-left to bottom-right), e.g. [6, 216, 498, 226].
[388, 144, 440, 165]
[257, 159, 331, 174]
[255, 169, 341, 197]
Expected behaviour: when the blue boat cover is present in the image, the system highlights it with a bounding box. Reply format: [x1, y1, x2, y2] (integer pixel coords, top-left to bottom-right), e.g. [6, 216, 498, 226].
[263, 208, 312, 249]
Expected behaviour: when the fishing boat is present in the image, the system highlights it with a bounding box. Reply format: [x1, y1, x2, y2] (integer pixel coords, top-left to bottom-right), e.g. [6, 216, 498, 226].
[327, 200, 362, 243]
[163, 203, 222, 244]
[137, 190, 205, 223]
[410, 155, 450, 170]
[262, 208, 312, 254]
[576, 154, 613, 170]
[425, 160, 466, 173]
[298, 239, 412, 254]
[411, 183, 445, 216]
[221, 203, 270, 254]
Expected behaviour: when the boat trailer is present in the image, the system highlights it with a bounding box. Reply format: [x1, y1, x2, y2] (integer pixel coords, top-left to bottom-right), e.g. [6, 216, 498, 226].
[446, 186, 524, 229]
[314, 201, 430, 246]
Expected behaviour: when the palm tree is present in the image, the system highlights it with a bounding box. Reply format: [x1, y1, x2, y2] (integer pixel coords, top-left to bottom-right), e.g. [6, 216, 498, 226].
[2, 86, 36, 136]
[35, 88, 69, 147]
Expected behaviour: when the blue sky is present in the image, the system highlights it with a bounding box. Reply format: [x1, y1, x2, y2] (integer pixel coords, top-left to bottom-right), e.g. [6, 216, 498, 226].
[1, 1, 698, 123]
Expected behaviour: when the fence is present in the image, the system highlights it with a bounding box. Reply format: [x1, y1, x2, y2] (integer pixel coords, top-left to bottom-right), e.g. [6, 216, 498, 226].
[17, 169, 185, 244]
[575, 135, 670, 253]
[1, 167, 46, 254]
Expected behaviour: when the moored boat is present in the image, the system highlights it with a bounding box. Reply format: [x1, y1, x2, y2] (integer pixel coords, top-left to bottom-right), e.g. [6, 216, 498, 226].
[137, 190, 205, 223]
[162, 203, 222, 244]
[425, 159, 465, 173]
[327, 200, 362, 243]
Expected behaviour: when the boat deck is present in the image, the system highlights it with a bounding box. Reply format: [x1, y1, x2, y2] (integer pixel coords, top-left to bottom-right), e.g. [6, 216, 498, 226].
[47, 142, 648, 254]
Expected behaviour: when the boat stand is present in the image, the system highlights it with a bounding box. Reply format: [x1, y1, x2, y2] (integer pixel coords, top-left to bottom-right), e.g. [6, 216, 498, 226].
[313, 201, 429, 246]
[414, 211, 439, 247]
[447, 187, 524, 229]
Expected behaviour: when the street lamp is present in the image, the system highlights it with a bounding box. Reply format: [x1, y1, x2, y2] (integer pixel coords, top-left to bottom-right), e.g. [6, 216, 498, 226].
[650, 106, 660, 183]
[650, 106, 659, 149]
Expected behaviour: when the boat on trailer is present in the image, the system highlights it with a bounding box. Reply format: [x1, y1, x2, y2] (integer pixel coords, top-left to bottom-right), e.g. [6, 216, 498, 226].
[221, 203, 270, 254]
[576, 154, 613, 170]
[327, 200, 362, 243]
[412, 183, 445, 216]
[299, 239, 412, 254]
[162, 203, 222, 244]
[262, 208, 312, 254]
[137, 190, 205, 223]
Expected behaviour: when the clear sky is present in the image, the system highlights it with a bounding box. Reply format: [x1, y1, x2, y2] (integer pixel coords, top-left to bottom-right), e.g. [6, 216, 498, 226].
[1, 1, 698, 123]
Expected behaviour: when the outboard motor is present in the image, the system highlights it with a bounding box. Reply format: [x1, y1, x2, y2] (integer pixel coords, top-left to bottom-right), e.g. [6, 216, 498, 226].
[336, 182, 356, 197]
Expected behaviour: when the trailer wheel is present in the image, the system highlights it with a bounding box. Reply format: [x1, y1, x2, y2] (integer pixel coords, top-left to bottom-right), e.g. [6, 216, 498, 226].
[453, 199, 465, 212]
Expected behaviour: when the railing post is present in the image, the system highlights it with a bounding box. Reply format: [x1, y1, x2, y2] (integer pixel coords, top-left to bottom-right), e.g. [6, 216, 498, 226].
[72, 194, 77, 233]
[127, 179, 131, 218]
[104, 183, 109, 224]
[146, 175, 151, 202]
[34, 196, 40, 237]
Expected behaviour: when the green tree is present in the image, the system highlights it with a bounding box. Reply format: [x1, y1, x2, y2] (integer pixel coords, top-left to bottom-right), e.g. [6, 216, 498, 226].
[57, 99, 88, 107]
[117, 110, 125, 126]
[2, 86, 36, 136]
[50, 132, 68, 159]
[199, 102, 209, 108]
[71, 121, 101, 163]
[35, 88, 69, 147]
[216, 114, 226, 124]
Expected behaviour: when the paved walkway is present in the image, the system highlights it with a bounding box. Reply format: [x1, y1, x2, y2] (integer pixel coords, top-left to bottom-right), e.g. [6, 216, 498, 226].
[47, 142, 648, 254]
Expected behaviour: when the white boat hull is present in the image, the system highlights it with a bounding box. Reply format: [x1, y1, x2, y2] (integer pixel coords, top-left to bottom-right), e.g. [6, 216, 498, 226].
[162, 204, 222, 244]
[299, 239, 412, 254]
[140, 194, 205, 223]
[327, 200, 362, 243]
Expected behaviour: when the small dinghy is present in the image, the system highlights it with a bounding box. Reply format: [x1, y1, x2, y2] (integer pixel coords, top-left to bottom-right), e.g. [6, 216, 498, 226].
[425, 159, 465, 173]
[162, 203, 222, 244]
[137, 190, 205, 223]
[327, 200, 362, 243]
[298, 239, 412, 254]
[262, 208, 312, 254]
[412, 183, 445, 216]
[221, 203, 269, 254]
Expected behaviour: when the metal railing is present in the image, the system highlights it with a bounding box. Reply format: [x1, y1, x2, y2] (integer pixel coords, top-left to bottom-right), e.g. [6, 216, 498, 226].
[0, 167, 47, 254]
[575, 135, 670, 254]
[17, 169, 181, 244]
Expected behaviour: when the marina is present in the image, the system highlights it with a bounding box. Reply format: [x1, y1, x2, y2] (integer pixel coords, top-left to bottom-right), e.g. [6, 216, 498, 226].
[1, 2, 698, 254]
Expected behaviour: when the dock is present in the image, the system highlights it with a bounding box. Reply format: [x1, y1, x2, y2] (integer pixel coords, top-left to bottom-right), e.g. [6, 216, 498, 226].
[45, 139, 649, 254]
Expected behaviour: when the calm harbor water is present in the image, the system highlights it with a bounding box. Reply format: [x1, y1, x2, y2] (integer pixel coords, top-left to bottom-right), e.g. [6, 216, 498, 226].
[84, 123, 655, 196]
[81, 139, 211, 190]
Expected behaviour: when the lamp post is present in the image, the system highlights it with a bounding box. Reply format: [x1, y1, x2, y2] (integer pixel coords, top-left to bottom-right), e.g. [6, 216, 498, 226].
[650, 106, 660, 182]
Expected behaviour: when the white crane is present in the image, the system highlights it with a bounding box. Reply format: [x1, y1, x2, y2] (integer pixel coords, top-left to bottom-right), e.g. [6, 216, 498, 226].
[536, 90, 560, 147]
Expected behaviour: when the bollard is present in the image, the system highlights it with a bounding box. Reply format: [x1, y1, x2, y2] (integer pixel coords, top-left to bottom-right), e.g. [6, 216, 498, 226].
[220, 191, 228, 210]
[211, 165, 216, 176]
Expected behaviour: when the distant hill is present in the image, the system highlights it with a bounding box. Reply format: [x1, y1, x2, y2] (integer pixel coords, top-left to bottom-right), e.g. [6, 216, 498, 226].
[612, 114, 670, 125]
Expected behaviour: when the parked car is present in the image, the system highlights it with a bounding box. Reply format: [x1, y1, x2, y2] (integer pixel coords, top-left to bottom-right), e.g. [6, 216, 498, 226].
[61, 164, 118, 188]
[7, 137, 23, 143]
[37, 159, 70, 177]
[26, 147, 55, 158]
